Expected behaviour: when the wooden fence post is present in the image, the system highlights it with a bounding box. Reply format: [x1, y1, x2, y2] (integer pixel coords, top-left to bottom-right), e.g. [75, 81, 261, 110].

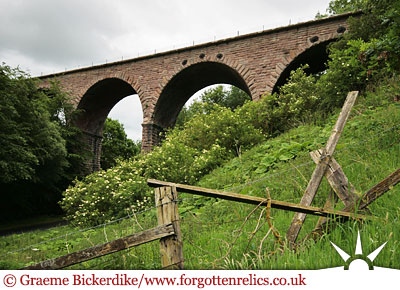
[155, 186, 184, 269]
[286, 91, 359, 247]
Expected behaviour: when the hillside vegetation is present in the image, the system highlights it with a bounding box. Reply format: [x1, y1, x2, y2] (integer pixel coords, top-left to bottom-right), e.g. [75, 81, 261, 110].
[1, 94, 399, 269]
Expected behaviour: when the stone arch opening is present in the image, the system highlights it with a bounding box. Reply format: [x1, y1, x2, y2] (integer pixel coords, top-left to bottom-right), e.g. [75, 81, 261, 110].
[153, 61, 251, 129]
[272, 40, 335, 93]
[76, 77, 141, 171]
[141, 62, 252, 151]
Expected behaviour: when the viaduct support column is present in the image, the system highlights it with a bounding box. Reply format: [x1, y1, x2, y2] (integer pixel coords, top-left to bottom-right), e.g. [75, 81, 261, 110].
[141, 122, 165, 153]
[82, 131, 103, 172]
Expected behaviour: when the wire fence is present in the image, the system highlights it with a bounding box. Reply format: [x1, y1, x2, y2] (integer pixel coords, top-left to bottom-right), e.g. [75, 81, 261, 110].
[0, 120, 399, 268]
[0, 204, 158, 259]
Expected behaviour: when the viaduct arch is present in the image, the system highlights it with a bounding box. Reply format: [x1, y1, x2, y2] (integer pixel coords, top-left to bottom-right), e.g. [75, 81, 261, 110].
[39, 12, 358, 171]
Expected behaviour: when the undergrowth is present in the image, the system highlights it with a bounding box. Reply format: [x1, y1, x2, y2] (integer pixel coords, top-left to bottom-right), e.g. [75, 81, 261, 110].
[1, 92, 399, 270]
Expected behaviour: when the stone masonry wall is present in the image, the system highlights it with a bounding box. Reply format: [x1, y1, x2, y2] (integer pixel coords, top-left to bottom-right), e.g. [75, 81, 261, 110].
[39, 12, 357, 159]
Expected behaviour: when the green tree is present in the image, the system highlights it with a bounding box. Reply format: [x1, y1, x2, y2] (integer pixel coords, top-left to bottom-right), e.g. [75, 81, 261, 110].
[176, 85, 250, 127]
[327, 0, 366, 15]
[0, 63, 88, 221]
[0, 64, 67, 184]
[100, 118, 140, 169]
[175, 101, 206, 128]
[300, 0, 400, 112]
[200, 85, 250, 110]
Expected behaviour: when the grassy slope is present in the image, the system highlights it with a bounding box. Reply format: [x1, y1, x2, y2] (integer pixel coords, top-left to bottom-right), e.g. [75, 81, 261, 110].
[1, 98, 400, 270]
[180, 100, 400, 269]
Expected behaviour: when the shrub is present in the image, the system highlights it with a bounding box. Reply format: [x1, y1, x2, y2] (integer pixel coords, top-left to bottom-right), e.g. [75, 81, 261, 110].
[176, 85, 251, 127]
[238, 66, 320, 136]
[143, 138, 227, 185]
[61, 102, 267, 226]
[175, 105, 265, 155]
[60, 160, 151, 227]
[319, 0, 400, 110]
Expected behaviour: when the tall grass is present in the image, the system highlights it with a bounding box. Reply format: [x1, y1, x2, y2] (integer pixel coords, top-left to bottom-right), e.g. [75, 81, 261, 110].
[1, 100, 399, 270]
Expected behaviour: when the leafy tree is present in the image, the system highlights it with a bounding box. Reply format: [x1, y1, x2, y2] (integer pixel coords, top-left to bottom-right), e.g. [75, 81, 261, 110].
[200, 85, 250, 110]
[303, 0, 400, 111]
[175, 101, 206, 128]
[176, 85, 250, 127]
[327, 0, 366, 15]
[100, 118, 140, 169]
[0, 63, 87, 221]
[0, 64, 67, 184]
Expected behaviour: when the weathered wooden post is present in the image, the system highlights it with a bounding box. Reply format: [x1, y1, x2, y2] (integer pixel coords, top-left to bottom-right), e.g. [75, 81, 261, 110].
[154, 186, 184, 269]
[286, 91, 359, 247]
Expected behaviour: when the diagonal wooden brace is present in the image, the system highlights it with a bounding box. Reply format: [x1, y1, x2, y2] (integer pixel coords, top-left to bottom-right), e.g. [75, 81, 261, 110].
[286, 91, 359, 247]
[309, 168, 400, 239]
[310, 149, 357, 207]
[310, 149, 361, 230]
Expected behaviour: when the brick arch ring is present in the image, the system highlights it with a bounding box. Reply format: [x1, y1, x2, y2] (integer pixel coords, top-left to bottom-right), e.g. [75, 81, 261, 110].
[157, 54, 257, 101]
[78, 71, 146, 113]
[269, 32, 337, 92]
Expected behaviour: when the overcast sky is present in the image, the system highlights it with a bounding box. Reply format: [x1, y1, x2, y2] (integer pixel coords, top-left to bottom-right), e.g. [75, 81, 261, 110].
[0, 0, 331, 140]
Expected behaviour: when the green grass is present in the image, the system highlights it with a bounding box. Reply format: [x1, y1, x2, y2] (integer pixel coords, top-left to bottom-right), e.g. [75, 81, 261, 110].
[1, 99, 400, 270]
[0, 209, 161, 269]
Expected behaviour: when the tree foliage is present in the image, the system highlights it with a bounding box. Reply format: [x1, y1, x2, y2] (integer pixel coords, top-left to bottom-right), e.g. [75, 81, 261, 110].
[0, 64, 66, 184]
[307, 0, 400, 111]
[0, 63, 87, 221]
[100, 118, 141, 170]
[327, 0, 366, 15]
[176, 85, 250, 127]
[200, 86, 250, 110]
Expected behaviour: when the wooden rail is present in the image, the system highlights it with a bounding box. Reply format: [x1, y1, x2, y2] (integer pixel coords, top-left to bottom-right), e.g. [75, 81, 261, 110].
[22, 223, 175, 270]
[147, 179, 368, 220]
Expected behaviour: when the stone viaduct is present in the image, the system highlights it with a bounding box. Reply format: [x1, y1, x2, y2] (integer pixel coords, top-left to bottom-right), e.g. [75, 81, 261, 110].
[39, 12, 357, 171]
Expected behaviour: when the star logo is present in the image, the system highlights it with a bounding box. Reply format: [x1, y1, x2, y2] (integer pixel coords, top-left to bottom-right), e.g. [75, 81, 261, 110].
[330, 230, 387, 270]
